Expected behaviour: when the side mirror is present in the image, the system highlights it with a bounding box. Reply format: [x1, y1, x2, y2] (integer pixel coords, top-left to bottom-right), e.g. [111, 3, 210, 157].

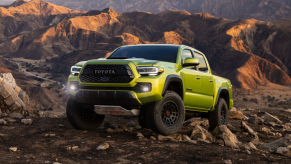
[182, 57, 200, 67]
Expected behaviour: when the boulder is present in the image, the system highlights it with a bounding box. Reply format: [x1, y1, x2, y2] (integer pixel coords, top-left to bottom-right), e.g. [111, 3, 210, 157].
[0, 81, 27, 113]
[263, 112, 282, 124]
[176, 134, 182, 141]
[150, 136, 156, 141]
[230, 107, 237, 111]
[8, 113, 23, 119]
[213, 125, 239, 148]
[9, 147, 17, 152]
[190, 125, 214, 142]
[5, 118, 16, 123]
[0, 81, 15, 99]
[137, 133, 144, 140]
[0, 118, 7, 125]
[261, 127, 271, 133]
[241, 121, 258, 138]
[276, 147, 291, 157]
[21, 119, 33, 125]
[263, 134, 291, 150]
[157, 134, 178, 142]
[247, 142, 258, 150]
[188, 119, 209, 127]
[18, 91, 35, 112]
[96, 143, 109, 151]
[182, 135, 197, 144]
[229, 111, 244, 120]
[237, 143, 250, 150]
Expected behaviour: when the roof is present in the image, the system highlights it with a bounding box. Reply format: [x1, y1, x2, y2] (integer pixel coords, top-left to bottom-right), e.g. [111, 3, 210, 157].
[120, 44, 204, 55]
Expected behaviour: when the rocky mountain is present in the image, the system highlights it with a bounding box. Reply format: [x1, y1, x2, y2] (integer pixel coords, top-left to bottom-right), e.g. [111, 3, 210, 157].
[0, 1, 291, 90]
[0, 0, 85, 43]
[44, 0, 291, 21]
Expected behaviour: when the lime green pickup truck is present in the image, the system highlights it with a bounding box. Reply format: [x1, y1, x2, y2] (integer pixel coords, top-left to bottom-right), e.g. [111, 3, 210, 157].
[66, 44, 233, 135]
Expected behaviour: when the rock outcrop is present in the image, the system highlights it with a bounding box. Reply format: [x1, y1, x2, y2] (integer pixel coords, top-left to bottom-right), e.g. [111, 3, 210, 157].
[0, 73, 35, 116]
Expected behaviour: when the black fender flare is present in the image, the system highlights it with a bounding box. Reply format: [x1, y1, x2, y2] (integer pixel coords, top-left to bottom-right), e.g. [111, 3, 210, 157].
[215, 87, 229, 106]
[162, 75, 184, 99]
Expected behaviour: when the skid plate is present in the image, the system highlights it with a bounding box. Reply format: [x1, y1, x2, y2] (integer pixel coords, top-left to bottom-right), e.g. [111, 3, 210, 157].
[94, 105, 140, 116]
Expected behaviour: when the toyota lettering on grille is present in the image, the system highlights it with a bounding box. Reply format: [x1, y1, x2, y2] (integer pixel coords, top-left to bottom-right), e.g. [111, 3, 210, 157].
[94, 70, 116, 75]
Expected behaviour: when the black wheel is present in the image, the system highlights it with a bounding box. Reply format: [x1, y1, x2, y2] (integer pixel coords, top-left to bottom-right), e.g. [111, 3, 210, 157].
[209, 98, 228, 130]
[146, 91, 185, 135]
[66, 98, 105, 130]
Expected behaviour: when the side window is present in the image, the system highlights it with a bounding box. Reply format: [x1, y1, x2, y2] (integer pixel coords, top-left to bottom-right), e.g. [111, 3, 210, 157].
[182, 50, 197, 70]
[181, 50, 193, 63]
[194, 52, 209, 72]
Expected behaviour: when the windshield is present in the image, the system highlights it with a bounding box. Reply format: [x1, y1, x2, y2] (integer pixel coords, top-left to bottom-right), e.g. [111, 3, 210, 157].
[107, 46, 178, 63]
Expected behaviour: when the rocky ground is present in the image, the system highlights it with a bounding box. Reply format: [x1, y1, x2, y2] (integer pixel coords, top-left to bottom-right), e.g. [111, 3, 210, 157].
[0, 108, 290, 163]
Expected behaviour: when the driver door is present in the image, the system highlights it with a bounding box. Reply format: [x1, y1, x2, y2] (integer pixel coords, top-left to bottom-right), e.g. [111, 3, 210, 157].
[180, 49, 203, 109]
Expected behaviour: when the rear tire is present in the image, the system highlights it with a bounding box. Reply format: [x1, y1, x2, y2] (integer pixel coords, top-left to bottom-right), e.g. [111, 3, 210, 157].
[209, 98, 228, 130]
[66, 98, 105, 130]
[146, 91, 185, 135]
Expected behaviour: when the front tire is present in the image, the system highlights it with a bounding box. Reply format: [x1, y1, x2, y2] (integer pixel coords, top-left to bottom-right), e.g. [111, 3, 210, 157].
[146, 91, 185, 135]
[66, 98, 105, 131]
[209, 98, 228, 130]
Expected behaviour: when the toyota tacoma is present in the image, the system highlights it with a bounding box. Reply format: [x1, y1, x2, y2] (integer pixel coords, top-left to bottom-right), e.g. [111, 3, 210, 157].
[66, 44, 233, 135]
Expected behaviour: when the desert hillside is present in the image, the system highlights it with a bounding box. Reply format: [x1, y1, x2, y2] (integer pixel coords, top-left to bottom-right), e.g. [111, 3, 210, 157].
[44, 0, 291, 21]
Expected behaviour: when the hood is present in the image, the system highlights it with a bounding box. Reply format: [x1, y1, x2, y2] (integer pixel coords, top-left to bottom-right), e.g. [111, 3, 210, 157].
[78, 58, 158, 66]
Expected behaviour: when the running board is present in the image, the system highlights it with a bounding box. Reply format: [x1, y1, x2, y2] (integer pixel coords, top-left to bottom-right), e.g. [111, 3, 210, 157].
[94, 105, 140, 116]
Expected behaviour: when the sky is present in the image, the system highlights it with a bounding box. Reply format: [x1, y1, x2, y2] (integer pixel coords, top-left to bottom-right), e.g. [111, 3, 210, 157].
[0, 0, 31, 5]
[0, 0, 16, 5]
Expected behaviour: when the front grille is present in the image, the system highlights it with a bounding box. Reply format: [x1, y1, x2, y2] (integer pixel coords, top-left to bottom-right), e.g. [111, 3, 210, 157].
[84, 65, 126, 70]
[79, 64, 134, 83]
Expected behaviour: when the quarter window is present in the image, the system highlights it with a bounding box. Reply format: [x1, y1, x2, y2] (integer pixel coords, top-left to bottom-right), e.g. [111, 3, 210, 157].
[194, 52, 209, 72]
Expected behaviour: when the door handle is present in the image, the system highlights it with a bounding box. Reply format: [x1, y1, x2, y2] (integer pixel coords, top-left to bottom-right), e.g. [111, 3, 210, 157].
[209, 79, 213, 82]
[186, 88, 192, 91]
[196, 76, 200, 79]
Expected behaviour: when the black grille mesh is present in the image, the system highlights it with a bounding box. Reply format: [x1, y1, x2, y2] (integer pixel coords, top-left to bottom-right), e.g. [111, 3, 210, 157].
[80, 64, 133, 83]
[84, 65, 126, 70]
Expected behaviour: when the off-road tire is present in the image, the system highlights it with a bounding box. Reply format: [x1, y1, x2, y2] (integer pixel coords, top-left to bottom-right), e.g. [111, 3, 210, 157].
[146, 91, 185, 135]
[209, 98, 228, 130]
[66, 98, 105, 130]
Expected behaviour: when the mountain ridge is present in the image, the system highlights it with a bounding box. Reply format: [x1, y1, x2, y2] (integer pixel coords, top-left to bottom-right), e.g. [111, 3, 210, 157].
[0, 1, 291, 89]
[44, 0, 291, 21]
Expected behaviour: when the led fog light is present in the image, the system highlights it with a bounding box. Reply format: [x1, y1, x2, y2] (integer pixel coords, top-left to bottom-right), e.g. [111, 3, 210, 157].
[69, 81, 78, 91]
[70, 85, 76, 90]
[134, 83, 151, 93]
[142, 87, 149, 92]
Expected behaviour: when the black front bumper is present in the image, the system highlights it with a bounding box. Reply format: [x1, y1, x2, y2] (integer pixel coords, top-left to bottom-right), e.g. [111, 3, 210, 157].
[74, 90, 141, 106]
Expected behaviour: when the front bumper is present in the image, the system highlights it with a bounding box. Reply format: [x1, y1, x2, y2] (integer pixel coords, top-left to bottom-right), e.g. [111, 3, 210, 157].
[75, 90, 141, 106]
[68, 74, 166, 106]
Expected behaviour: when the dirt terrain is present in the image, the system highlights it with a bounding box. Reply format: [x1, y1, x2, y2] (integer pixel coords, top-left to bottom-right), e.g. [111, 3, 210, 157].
[0, 108, 290, 164]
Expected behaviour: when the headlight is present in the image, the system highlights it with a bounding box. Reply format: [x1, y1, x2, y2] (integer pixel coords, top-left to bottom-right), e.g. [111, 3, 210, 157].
[71, 66, 82, 76]
[136, 67, 164, 76]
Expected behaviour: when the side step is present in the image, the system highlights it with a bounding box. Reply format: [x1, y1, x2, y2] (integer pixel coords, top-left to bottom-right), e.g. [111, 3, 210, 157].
[94, 105, 140, 116]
